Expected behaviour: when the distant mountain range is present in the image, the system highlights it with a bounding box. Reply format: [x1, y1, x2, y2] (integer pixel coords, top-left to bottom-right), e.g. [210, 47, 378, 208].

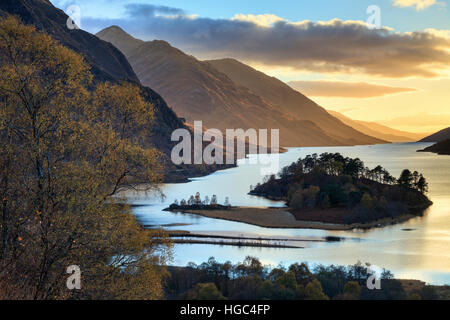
[97, 26, 386, 147]
[0, 0, 226, 182]
[328, 111, 427, 142]
[1, 1, 430, 178]
[205, 58, 389, 146]
[420, 127, 450, 142]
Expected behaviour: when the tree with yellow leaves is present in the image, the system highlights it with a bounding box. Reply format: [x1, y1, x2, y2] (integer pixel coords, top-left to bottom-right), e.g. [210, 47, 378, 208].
[0, 16, 170, 300]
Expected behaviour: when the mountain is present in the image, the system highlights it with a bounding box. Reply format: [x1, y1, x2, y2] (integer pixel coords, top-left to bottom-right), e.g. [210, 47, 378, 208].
[97, 25, 144, 57]
[97, 26, 385, 147]
[418, 140, 450, 155]
[0, 0, 222, 182]
[420, 127, 450, 142]
[327, 111, 426, 142]
[0, 0, 138, 83]
[377, 113, 450, 135]
[205, 58, 386, 146]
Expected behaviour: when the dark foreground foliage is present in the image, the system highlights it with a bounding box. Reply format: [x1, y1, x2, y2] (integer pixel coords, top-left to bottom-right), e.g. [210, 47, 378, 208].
[165, 256, 447, 300]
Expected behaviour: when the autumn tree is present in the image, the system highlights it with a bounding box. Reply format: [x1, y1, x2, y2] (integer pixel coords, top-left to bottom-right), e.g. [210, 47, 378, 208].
[305, 279, 329, 300]
[408, 293, 422, 300]
[288, 263, 314, 287]
[182, 283, 226, 300]
[343, 281, 361, 300]
[0, 16, 169, 300]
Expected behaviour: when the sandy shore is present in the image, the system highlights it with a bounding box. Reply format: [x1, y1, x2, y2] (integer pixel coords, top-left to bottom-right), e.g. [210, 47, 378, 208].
[167, 207, 417, 231]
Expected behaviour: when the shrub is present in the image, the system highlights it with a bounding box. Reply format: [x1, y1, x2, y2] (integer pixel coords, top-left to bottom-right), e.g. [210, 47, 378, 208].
[290, 190, 304, 210]
[305, 279, 329, 300]
[343, 281, 361, 300]
[182, 283, 227, 300]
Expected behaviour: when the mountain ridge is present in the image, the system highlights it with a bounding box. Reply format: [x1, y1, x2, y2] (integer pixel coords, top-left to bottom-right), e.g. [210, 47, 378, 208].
[420, 127, 450, 142]
[0, 0, 225, 182]
[0, 0, 138, 83]
[205, 58, 386, 146]
[327, 111, 427, 142]
[97, 26, 386, 147]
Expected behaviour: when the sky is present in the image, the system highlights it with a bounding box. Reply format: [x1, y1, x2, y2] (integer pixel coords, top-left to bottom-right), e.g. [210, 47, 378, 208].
[51, 0, 450, 133]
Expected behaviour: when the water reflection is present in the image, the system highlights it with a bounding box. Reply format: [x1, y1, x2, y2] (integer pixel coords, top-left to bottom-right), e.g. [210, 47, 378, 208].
[129, 142, 450, 285]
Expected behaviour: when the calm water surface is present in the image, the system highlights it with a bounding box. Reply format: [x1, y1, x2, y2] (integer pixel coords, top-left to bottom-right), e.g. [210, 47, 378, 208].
[129, 143, 450, 285]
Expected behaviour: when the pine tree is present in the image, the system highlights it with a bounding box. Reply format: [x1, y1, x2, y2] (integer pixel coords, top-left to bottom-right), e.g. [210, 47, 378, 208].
[398, 169, 413, 188]
[417, 175, 429, 194]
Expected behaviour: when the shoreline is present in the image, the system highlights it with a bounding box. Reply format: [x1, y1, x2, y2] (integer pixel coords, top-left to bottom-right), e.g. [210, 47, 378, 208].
[165, 239, 303, 249]
[165, 207, 419, 231]
[164, 146, 288, 183]
[417, 141, 450, 156]
[157, 230, 343, 249]
[167, 231, 342, 242]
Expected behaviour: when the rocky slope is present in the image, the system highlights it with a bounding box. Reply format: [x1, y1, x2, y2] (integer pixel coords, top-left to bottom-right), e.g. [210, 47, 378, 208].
[0, 0, 225, 182]
[420, 127, 450, 142]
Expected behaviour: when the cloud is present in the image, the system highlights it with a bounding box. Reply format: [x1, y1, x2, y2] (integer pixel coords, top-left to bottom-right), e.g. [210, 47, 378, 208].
[288, 80, 417, 98]
[425, 28, 450, 38]
[124, 4, 186, 18]
[83, 5, 450, 78]
[393, 0, 441, 10]
[231, 14, 285, 27]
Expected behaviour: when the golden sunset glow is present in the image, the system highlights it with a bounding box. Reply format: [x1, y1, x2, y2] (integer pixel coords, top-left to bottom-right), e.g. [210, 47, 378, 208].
[2, 0, 450, 303]
[250, 63, 450, 134]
